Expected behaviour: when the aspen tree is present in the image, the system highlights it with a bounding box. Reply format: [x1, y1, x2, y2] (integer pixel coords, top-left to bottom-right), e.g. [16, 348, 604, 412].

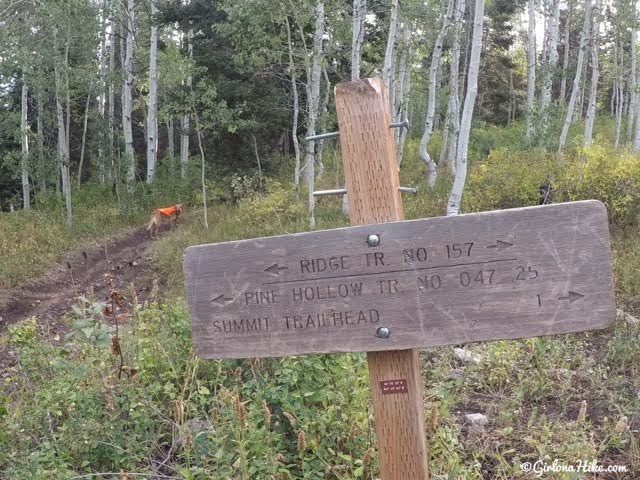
[122, 0, 136, 188]
[146, 0, 159, 183]
[558, 0, 592, 160]
[447, 0, 485, 216]
[21, 81, 30, 209]
[583, 0, 601, 146]
[526, 0, 537, 142]
[540, 0, 560, 141]
[419, 0, 454, 190]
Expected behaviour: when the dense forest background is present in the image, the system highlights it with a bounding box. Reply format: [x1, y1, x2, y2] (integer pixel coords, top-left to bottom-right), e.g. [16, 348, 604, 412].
[1, 1, 640, 479]
[2, 0, 639, 221]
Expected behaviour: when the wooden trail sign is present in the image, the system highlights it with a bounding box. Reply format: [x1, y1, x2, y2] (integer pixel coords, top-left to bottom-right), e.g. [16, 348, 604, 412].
[184, 200, 615, 359]
[184, 78, 615, 480]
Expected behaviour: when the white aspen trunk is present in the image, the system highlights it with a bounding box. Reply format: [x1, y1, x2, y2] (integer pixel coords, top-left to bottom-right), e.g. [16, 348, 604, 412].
[557, 0, 592, 160]
[98, 0, 109, 184]
[559, 0, 572, 102]
[382, 0, 399, 95]
[634, 105, 640, 152]
[316, 67, 330, 180]
[181, 30, 193, 178]
[77, 86, 92, 183]
[575, 60, 587, 123]
[21, 81, 30, 209]
[462, 11, 472, 98]
[122, 0, 136, 188]
[54, 45, 72, 228]
[108, 5, 116, 183]
[445, 0, 465, 177]
[394, 24, 408, 133]
[526, 0, 537, 143]
[632, 78, 640, 152]
[395, 26, 412, 167]
[64, 34, 70, 165]
[62, 25, 72, 224]
[351, 0, 366, 81]
[542, 7, 549, 68]
[419, 0, 454, 190]
[611, 70, 616, 118]
[509, 69, 515, 123]
[193, 110, 208, 230]
[168, 119, 175, 173]
[36, 97, 45, 192]
[433, 55, 443, 131]
[540, 0, 560, 113]
[146, 0, 159, 183]
[251, 134, 263, 179]
[627, 30, 637, 142]
[583, 0, 601, 146]
[447, 0, 484, 217]
[397, 64, 412, 167]
[304, 1, 325, 229]
[615, 80, 624, 149]
[285, 17, 302, 196]
[388, 52, 398, 122]
[615, 43, 624, 149]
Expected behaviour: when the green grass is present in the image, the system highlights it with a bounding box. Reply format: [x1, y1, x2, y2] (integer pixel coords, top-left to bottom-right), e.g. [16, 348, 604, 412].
[0, 179, 202, 290]
[1, 275, 638, 478]
[2, 126, 640, 478]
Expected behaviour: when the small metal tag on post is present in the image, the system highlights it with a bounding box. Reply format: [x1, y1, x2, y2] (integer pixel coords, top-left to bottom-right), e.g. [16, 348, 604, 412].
[334, 78, 429, 479]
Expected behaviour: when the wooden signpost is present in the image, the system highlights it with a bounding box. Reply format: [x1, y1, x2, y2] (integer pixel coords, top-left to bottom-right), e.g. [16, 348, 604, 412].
[185, 201, 614, 359]
[184, 78, 616, 479]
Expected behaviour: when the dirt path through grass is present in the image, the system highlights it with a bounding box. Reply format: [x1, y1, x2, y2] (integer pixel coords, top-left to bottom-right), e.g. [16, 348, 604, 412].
[0, 225, 166, 374]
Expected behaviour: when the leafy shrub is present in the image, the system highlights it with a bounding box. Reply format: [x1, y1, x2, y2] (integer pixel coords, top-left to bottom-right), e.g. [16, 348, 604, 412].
[0, 301, 375, 479]
[8, 317, 39, 348]
[463, 146, 555, 212]
[555, 145, 640, 225]
[236, 179, 306, 236]
[611, 230, 640, 313]
[230, 171, 267, 201]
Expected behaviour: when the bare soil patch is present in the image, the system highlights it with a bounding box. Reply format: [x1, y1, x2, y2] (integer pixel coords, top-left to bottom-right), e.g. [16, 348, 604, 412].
[0, 225, 167, 374]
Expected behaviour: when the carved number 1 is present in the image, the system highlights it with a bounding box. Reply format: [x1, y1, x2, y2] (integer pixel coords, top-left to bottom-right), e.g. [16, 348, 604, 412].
[536, 294, 542, 307]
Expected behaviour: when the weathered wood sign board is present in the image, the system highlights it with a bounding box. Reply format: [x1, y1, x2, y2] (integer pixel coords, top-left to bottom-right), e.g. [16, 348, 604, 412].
[184, 200, 615, 359]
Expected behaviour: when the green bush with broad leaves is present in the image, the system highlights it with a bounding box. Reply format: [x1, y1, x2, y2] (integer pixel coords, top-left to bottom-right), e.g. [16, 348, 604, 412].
[236, 179, 306, 237]
[458, 143, 640, 227]
[0, 302, 375, 479]
[463, 146, 555, 212]
[555, 145, 640, 226]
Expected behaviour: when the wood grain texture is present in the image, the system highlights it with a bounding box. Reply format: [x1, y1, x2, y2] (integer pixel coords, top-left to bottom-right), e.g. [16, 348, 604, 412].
[335, 78, 404, 226]
[183, 200, 615, 359]
[335, 77, 428, 480]
[366, 348, 428, 478]
[183, 78, 616, 480]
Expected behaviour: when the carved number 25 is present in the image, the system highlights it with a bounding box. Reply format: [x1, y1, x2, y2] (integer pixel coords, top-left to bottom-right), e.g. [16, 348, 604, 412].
[514, 265, 538, 281]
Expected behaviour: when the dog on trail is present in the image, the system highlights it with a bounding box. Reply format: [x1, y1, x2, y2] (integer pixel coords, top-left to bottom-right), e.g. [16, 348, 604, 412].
[146, 204, 183, 239]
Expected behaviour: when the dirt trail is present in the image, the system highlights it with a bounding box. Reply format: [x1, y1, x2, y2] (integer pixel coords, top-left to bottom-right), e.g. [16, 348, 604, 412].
[0, 225, 166, 373]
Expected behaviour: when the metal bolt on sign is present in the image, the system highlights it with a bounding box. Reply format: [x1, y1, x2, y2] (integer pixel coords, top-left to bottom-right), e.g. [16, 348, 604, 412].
[366, 234, 381, 247]
[376, 326, 391, 338]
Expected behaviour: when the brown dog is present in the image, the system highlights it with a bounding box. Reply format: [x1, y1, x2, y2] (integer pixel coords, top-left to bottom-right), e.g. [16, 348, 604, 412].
[146, 204, 182, 239]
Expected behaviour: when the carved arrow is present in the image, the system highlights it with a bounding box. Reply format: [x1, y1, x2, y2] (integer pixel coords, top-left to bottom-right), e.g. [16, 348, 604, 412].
[558, 291, 585, 303]
[210, 294, 234, 306]
[264, 263, 288, 275]
[486, 240, 514, 250]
